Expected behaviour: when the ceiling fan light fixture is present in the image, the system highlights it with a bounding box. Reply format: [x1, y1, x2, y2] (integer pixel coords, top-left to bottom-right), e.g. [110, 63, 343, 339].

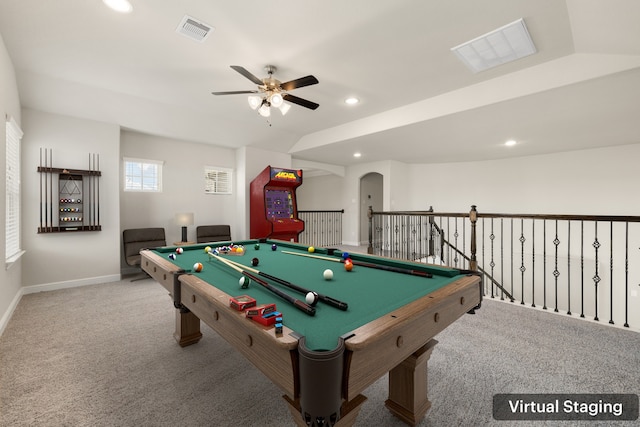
[248, 95, 262, 110]
[278, 103, 291, 116]
[258, 103, 271, 117]
[270, 93, 284, 108]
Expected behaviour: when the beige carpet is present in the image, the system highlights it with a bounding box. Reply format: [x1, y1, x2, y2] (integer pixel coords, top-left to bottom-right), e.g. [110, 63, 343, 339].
[1, 278, 638, 427]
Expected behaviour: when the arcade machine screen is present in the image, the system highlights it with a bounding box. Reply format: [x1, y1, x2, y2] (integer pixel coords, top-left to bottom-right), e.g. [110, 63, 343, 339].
[265, 189, 294, 219]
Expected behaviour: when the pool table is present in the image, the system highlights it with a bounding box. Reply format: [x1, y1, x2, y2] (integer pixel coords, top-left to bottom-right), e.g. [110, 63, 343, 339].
[141, 239, 481, 426]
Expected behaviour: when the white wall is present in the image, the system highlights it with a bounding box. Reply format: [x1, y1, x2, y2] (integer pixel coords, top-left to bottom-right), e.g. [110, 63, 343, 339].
[120, 131, 237, 257]
[21, 109, 121, 287]
[0, 32, 22, 332]
[405, 144, 640, 215]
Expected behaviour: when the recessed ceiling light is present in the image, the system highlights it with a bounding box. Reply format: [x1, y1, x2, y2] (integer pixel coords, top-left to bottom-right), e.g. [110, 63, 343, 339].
[505, 139, 517, 147]
[345, 97, 359, 105]
[103, 0, 133, 13]
[353, 152, 362, 158]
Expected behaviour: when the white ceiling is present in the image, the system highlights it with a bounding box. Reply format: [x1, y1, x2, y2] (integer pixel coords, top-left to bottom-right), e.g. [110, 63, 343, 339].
[1, 0, 639, 171]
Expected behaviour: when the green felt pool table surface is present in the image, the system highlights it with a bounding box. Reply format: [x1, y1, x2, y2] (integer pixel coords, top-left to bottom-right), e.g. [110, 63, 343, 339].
[150, 240, 471, 351]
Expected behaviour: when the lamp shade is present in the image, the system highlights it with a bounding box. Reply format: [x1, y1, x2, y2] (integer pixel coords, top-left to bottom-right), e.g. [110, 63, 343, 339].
[248, 95, 262, 110]
[278, 103, 291, 115]
[175, 212, 194, 226]
[270, 93, 283, 108]
[258, 104, 271, 117]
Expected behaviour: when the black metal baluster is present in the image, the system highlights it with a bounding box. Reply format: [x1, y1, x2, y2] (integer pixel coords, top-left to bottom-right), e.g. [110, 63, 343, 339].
[580, 220, 585, 319]
[553, 220, 560, 313]
[624, 223, 629, 328]
[500, 218, 505, 301]
[593, 221, 601, 322]
[532, 220, 536, 308]
[510, 219, 515, 302]
[490, 218, 496, 298]
[520, 219, 526, 305]
[543, 220, 548, 310]
[567, 221, 571, 316]
[609, 221, 614, 325]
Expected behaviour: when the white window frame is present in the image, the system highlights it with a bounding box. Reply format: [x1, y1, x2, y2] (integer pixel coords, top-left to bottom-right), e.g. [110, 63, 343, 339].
[6, 115, 24, 266]
[123, 157, 163, 192]
[204, 166, 233, 195]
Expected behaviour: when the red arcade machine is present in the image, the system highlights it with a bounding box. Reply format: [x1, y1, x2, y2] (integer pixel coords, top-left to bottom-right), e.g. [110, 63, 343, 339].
[250, 166, 304, 242]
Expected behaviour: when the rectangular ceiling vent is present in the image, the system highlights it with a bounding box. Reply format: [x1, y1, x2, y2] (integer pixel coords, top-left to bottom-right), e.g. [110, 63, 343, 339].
[451, 18, 536, 73]
[176, 15, 214, 43]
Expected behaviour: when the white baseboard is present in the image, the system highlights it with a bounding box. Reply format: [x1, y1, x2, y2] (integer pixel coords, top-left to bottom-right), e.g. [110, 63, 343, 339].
[22, 274, 122, 295]
[0, 288, 24, 338]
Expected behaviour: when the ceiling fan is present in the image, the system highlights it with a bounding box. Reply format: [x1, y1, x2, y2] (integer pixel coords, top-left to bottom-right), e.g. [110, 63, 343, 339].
[212, 65, 319, 116]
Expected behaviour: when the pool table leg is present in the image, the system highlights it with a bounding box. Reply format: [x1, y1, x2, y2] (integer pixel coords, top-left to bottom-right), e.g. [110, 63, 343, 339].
[174, 307, 203, 347]
[385, 339, 438, 426]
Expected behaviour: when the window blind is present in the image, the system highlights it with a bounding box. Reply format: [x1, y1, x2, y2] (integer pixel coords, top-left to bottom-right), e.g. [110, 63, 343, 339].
[6, 115, 23, 262]
[204, 166, 232, 194]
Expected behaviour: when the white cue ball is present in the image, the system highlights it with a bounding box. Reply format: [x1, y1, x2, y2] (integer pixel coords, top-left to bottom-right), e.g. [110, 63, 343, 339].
[323, 269, 333, 280]
[305, 291, 319, 306]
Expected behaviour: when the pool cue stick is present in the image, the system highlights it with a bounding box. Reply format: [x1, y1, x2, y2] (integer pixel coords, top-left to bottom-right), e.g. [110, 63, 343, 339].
[96, 153, 100, 229]
[39, 148, 43, 231]
[210, 254, 316, 316]
[281, 250, 433, 278]
[45, 148, 50, 232]
[222, 257, 348, 311]
[49, 148, 52, 231]
[89, 153, 93, 229]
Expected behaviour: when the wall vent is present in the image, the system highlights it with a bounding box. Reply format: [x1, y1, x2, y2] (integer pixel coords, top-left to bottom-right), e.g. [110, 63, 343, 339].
[176, 15, 213, 43]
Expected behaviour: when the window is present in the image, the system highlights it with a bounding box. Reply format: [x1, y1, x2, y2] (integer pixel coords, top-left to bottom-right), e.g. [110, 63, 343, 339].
[123, 157, 163, 192]
[204, 166, 232, 195]
[6, 115, 23, 264]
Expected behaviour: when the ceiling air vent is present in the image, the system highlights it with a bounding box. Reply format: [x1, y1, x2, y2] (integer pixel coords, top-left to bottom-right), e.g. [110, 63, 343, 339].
[176, 15, 213, 43]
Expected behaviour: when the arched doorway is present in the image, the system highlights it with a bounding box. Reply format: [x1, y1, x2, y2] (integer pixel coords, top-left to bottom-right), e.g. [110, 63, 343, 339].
[359, 172, 383, 245]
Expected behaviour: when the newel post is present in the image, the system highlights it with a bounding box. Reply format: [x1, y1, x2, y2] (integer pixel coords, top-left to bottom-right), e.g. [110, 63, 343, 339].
[469, 205, 478, 271]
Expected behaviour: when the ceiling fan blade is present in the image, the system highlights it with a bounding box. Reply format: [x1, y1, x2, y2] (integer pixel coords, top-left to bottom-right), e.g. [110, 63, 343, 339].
[283, 94, 319, 110]
[230, 65, 264, 85]
[212, 90, 259, 95]
[280, 75, 319, 91]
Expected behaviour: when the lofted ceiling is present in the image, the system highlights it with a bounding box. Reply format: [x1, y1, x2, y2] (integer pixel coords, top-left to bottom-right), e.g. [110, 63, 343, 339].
[1, 0, 639, 171]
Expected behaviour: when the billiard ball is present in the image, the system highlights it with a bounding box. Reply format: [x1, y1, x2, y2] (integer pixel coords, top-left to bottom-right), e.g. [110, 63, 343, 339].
[236, 247, 244, 254]
[204, 246, 211, 253]
[305, 291, 319, 306]
[168, 253, 176, 260]
[251, 257, 259, 267]
[308, 246, 315, 253]
[193, 262, 203, 272]
[271, 244, 277, 251]
[344, 260, 353, 272]
[239, 276, 250, 289]
[176, 247, 184, 254]
[323, 269, 333, 280]
[342, 252, 350, 260]
[254, 243, 260, 250]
